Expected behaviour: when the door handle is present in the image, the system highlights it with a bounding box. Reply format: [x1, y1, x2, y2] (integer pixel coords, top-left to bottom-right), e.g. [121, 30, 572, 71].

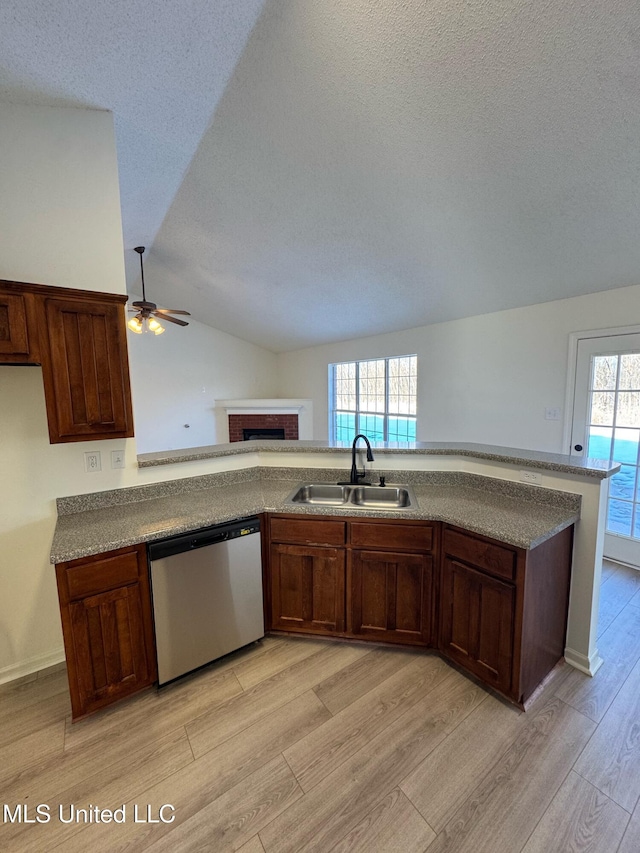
[574, 444, 583, 452]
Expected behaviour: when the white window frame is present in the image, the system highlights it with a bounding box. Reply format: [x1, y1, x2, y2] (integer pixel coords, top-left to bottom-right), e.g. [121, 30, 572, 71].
[328, 355, 417, 443]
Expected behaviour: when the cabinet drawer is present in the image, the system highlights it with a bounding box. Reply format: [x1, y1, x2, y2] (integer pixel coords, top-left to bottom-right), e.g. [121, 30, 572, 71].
[443, 528, 516, 581]
[270, 516, 346, 546]
[350, 521, 434, 552]
[65, 550, 141, 600]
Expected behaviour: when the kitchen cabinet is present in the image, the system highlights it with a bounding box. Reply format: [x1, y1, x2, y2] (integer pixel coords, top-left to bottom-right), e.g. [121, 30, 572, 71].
[440, 554, 515, 693]
[439, 524, 573, 704]
[0, 279, 134, 443]
[350, 521, 436, 645]
[268, 517, 346, 634]
[37, 289, 134, 443]
[266, 513, 573, 706]
[0, 283, 39, 364]
[55, 544, 156, 720]
[266, 515, 435, 645]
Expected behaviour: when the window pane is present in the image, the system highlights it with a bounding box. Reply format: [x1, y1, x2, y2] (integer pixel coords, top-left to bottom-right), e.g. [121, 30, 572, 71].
[335, 412, 356, 443]
[588, 427, 612, 459]
[388, 416, 417, 441]
[619, 354, 640, 390]
[613, 428, 640, 465]
[359, 359, 385, 413]
[388, 355, 417, 415]
[592, 355, 618, 390]
[589, 392, 615, 426]
[335, 361, 356, 411]
[616, 392, 640, 428]
[608, 499, 633, 536]
[330, 355, 417, 442]
[610, 465, 638, 500]
[358, 414, 384, 440]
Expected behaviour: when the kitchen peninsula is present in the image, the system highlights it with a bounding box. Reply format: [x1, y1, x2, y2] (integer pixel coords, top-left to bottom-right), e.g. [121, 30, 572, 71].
[51, 440, 617, 717]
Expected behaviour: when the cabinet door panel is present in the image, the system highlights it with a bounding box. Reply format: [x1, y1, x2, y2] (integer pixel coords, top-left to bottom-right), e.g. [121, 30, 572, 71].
[69, 584, 150, 714]
[440, 558, 514, 693]
[42, 296, 133, 442]
[270, 543, 345, 634]
[0, 289, 38, 362]
[56, 544, 156, 720]
[351, 550, 432, 645]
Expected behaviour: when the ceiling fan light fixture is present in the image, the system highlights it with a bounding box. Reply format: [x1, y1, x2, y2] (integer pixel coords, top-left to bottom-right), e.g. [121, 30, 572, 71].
[148, 317, 165, 334]
[127, 315, 143, 334]
[127, 246, 190, 336]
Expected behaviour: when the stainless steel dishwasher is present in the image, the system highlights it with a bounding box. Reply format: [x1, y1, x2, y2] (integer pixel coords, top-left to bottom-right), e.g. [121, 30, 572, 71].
[148, 516, 264, 686]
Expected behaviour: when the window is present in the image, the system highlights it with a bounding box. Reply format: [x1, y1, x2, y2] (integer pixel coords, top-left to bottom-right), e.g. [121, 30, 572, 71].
[329, 355, 417, 443]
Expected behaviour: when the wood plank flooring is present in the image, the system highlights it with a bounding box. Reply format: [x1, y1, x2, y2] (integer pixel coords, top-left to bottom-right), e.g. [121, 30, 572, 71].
[2, 559, 640, 852]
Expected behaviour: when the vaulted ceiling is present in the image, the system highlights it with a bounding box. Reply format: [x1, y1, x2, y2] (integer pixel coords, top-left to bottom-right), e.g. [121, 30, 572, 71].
[2, 0, 640, 351]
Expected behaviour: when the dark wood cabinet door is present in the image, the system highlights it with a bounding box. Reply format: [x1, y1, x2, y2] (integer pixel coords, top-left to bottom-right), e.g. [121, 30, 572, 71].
[439, 557, 515, 694]
[270, 543, 345, 634]
[68, 583, 151, 716]
[40, 295, 134, 442]
[0, 288, 38, 363]
[56, 545, 156, 720]
[351, 549, 433, 645]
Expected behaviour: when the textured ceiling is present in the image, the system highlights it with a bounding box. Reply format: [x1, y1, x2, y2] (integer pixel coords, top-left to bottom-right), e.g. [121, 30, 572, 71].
[2, 0, 640, 351]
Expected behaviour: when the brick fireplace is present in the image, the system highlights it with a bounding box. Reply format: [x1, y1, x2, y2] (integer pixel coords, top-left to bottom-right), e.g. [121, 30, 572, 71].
[229, 413, 298, 442]
[216, 399, 314, 443]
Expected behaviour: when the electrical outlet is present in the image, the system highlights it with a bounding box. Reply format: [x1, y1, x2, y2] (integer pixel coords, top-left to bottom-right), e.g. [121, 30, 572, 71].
[111, 450, 125, 469]
[84, 451, 101, 473]
[520, 470, 542, 486]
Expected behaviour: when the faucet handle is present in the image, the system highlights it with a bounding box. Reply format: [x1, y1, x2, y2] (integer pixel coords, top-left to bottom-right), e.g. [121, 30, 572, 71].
[378, 475, 386, 487]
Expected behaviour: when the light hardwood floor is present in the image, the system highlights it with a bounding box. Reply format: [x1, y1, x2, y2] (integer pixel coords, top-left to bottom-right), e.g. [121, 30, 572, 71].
[2, 560, 640, 852]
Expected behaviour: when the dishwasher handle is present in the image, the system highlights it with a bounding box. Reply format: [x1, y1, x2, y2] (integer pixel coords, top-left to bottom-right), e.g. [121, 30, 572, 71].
[148, 517, 260, 561]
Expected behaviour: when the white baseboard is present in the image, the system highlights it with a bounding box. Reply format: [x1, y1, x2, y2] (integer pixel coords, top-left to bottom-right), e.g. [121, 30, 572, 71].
[0, 648, 66, 685]
[564, 646, 604, 677]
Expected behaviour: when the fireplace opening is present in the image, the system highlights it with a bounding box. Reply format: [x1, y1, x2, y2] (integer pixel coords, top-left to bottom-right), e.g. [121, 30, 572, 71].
[229, 413, 298, 442]
[242, 427, 286, 441]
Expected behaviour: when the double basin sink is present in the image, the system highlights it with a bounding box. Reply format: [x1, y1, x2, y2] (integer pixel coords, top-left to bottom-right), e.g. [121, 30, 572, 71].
[284, 482, 417, 511]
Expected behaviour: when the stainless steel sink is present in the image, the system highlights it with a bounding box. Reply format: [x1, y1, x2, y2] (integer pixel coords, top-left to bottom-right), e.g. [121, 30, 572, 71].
[287, 483, 351, 505]
[285, 483, 417, 511]
[350, 486, 413, 509]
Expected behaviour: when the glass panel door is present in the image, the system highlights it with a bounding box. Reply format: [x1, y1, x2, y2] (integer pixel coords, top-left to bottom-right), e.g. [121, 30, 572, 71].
[571, 334, 640, 567]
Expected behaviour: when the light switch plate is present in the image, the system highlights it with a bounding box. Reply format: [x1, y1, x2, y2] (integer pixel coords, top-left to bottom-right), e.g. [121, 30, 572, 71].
[111, 450, 125, 469]
[544, 407, 561, 421]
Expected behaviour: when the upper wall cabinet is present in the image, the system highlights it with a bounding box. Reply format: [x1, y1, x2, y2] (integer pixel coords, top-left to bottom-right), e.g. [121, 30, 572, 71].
[0, 284, 40, 364]
[0, 280, 134, 443]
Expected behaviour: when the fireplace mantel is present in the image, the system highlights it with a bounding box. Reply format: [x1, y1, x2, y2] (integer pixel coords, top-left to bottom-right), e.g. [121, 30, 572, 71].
[216, 399, 313, 441]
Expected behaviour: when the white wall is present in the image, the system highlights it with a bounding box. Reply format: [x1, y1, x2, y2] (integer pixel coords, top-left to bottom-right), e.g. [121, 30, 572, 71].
[276, 284, 640, 452]
[0, 104, 130, 680]
[0, 103, 280, 682]
[128, 314, 278, 453]
[0, 104, 126, 293]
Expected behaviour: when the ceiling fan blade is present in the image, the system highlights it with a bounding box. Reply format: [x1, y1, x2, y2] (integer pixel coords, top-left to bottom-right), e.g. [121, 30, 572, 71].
[155, 312, 189, 327]
[154, 308, 191, 316]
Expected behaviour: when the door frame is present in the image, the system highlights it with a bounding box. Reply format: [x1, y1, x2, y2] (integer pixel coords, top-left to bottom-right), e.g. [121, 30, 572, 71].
[565, 323, 640, 567]
[563, 323, 640, 454]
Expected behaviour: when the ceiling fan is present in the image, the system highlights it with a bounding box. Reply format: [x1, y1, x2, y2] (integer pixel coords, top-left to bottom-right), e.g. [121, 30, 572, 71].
[127, 246, 190, 335]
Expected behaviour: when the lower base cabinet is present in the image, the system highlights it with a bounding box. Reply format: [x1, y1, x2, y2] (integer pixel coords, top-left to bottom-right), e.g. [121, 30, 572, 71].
[266, 515, 437, 648]
[439, 557, 515, 694]
[266, 514, 574, 707]
[438, 524, 574, 704]
[270, 542, 346, 634]
[55, 544, 157, 720]
[351, 549, 433, 645]
[55, 512, 574, 719]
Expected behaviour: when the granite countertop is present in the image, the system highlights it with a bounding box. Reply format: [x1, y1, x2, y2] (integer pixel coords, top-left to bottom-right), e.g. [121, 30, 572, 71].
[137, 439, 619, 478]
[51, 469, 581, 563]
